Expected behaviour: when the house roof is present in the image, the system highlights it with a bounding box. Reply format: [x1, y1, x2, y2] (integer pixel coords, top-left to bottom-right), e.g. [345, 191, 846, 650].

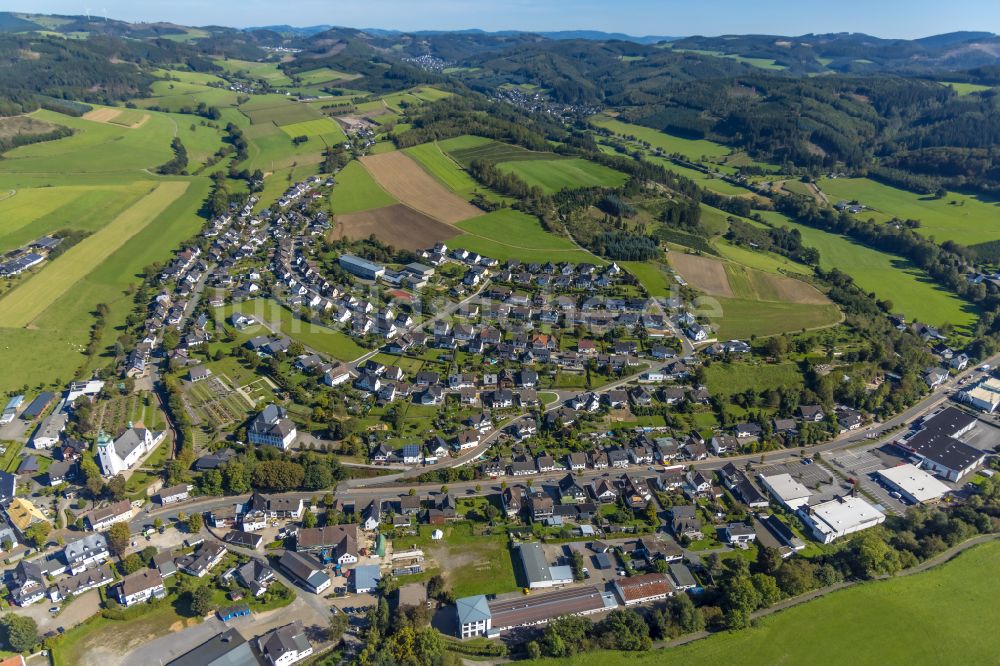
[166, 627, 257, 666]
[258, 621, 311, 663]
[615, 573, 673, 602]
[120, 569, 163, 597]
[456, 594, 492, 626]
[353, 564, 381, 590]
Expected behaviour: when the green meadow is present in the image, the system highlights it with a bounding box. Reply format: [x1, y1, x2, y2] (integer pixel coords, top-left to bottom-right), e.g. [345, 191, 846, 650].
[213, 58, 293, 86]
[621, 261, 674, 298]
[330, 161, 398, 214]
[225, 298, 369, 361]
[761, 211, 977, 330]
[526, 541, 1000, 666]
[496, 157, 628, 193]
[0, 110, 175, 173]
[590, 115, 731, 161]
[818, 176, 1000, 246]
[713, 297, 841, 339]
[452, 209, 600, 264]
[404, 141, 494, 198]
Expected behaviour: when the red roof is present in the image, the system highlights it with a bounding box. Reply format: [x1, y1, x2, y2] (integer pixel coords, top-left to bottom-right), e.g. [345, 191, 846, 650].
[615, 573, 673, 602]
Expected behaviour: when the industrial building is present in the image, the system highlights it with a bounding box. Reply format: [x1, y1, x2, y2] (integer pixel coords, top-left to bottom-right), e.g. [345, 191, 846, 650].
[456, 586, 617, 638]
[758, 473, 811, 510]
[797, 495, 885, 544]
[516, 542, 573, 589]
[339, 254, 386, 280]
[896, 407, 984, 481]
[876, 464, 951, 504]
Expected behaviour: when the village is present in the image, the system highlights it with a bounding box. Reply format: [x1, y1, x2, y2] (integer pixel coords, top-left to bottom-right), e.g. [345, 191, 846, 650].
[0, 170, 999, 666]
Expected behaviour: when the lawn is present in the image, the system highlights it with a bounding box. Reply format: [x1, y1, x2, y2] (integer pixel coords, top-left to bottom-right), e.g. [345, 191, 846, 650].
[590, 116, 731, 161]
[496, 158, 628, 193]
[225, 298, 370, 361]
[817, 176, 1000, 246]
[526, 540, 1000, 666]
[704, 361, 804, 397]
[621, 261, 673, 298]
[393, 523, 518, 598]
[0, 181, 188, 327]
[452, 209, 601, 264]
[760, 211, 977, 331]
[647, 156, 750, 197]
[713, 297, 841, 339]
[330, 160, 398, 214]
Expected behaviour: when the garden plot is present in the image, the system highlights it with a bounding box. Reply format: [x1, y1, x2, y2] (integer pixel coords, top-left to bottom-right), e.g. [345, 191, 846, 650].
[185, 375, 256, 427]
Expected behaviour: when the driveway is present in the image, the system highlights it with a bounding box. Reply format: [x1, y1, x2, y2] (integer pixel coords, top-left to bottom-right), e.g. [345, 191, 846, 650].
[17, 589, 101, 633]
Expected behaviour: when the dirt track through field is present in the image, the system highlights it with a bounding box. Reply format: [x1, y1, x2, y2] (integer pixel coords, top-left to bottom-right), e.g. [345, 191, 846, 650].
[360, 151, 484, 224]
[670, 252, 733, 297]
[332, 203, 459, 251]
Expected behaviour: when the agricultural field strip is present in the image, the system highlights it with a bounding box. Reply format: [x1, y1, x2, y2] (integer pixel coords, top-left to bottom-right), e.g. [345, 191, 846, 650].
[0, 181, 189, 327]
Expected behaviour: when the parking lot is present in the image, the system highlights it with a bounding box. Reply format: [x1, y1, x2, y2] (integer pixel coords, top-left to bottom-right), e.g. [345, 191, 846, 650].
[828, 446, 910, 515]
[959, 418, 1000, 452]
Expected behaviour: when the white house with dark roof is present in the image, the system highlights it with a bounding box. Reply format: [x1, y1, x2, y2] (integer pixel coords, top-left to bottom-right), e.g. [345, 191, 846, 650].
[97, 424, 165, 477]
[248, 404, 297, 450]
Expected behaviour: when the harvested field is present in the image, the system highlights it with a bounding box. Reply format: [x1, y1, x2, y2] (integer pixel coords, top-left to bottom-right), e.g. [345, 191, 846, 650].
[360, 151, 484, 224]
[724, 263, 830, 304]
[332, 203, 459, 251]
[670, 252, 733, 297]
[82, 107, 122, 123]
[82, 107, 150, 128]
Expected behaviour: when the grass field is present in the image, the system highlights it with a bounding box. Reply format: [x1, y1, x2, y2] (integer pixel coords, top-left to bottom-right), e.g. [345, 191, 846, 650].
[817, 176, 1000, 246]
[452, 209, 601, 264]
[214, 58, 292, 86]
[761, 211, 977, 331]
[0, 109, 176, 174]
[497, 157, 628, 193]
[712, 239, 811, 276]
[330, 160, 398, 214]
[278, 117, 347, 144]
[295, 67, 360, 85]
[225, 298, 369, 361]
[404, 141, 487, 197]
[0, 176, 207, 394]
[242, 100, 320, 126]
[0, 182, 149, 253]
[647, 156, 750, 197]
[394, 523, 518, 598]
[445, 136, 563, 167]
[713, 297, 841, 338]
[590, 116, 731, 161]
[939, 81, 993, 95]
[527, 541, 1000, 666]
[621, 261, 674, 298]
[0, 181, 188, 327]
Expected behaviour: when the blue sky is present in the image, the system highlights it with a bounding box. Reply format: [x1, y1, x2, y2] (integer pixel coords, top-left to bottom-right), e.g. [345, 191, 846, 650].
[16, 0, 1000, 38]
